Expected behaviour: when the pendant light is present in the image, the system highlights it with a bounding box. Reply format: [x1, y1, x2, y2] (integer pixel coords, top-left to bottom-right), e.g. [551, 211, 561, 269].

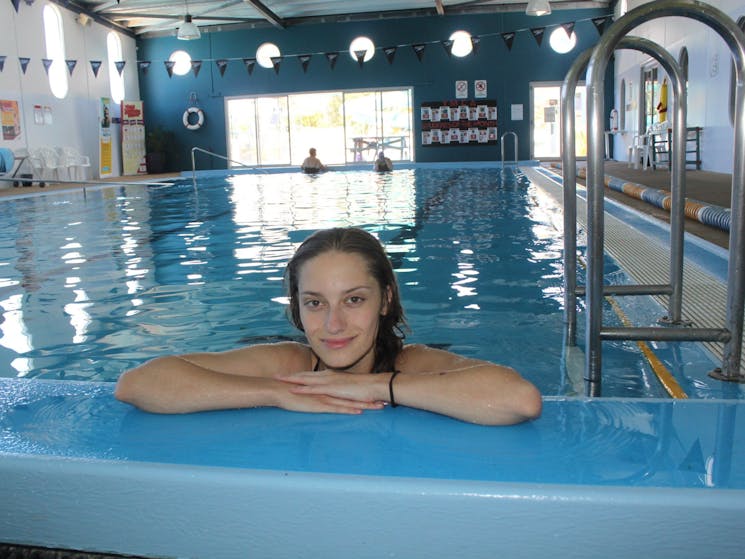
[177, 1, 201, 40]
[526, 0, 552, 16]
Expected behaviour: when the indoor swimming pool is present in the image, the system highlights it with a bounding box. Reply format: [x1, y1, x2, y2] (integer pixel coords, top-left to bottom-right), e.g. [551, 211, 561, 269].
[0, 166, 724, 397]
[0, 164, 743, 558]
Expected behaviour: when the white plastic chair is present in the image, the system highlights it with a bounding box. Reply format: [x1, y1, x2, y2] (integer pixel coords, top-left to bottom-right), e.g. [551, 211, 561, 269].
[30, 147, 64, 182]
[627, 134, 651, 170]
[57, 147, 91, 181]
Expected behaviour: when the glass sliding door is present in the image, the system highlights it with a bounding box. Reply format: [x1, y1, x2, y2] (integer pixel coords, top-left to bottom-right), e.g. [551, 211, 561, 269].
[530, 83, 587, 160]
[226, 98, 258, 166]
[225, 87, 413, 167]
[256, 96, 290, 165]
[288, 92, 344, 165]
[381, 89, 412, 161]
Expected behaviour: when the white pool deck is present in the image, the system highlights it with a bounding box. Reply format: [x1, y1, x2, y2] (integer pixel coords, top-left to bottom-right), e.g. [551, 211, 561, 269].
[1, 164, 744, 558]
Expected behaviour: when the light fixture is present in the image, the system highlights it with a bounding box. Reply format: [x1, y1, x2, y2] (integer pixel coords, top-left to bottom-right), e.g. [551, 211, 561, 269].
[177, 1, 201, 41]
[526, 0, 551, 16]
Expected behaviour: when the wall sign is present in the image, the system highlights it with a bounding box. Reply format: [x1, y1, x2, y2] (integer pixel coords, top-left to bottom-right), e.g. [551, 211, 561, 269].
[421, 99, 498, 146]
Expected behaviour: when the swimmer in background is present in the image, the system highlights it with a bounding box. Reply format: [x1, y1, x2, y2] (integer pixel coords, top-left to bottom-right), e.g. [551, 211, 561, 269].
[115, 227, 542, 426]
[373, 151, 393, 172]
[301, 148, 327, 173]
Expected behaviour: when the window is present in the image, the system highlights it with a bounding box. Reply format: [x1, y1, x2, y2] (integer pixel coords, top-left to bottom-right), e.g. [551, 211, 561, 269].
[256, 43, 281, 69]
[107, 32, 125, 104]
[226, 88, 413, 167]
[349, 37, 375, 63]
[620, 79, 626, 131]
[549, 28, 577, 54]
[449, 30, 473, 57]
[42, 4, 68, 99]
[169, 50, 192, 76]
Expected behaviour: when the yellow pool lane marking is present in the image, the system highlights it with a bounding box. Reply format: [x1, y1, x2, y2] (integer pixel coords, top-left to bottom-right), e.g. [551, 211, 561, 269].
[605, 296, 688, 399]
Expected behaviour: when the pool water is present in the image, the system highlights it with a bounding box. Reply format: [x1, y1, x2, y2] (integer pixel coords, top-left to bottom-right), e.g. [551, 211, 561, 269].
[0, 168, 716, 397]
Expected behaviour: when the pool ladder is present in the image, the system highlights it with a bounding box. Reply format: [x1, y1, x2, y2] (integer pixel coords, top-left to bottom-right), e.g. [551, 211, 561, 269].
[561, 0, 745, 395]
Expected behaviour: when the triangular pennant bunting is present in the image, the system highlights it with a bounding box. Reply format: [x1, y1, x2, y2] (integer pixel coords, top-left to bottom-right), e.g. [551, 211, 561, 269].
[592, 16, 609, 36]
[115, 60, 126, 75]
[471, 36, 481, 54]
[90, 60, 102, 77]
[138, 61, 151, 74]
[561, 22, 575, 38]
[441, 39, 453, 57]
[66, 59, 77, 76]
[19, 57, 30, 74]
[325, 52, 338, 70]
[299, 54, 311, 73]
[270, 56, 282, 74]
[383, 47, 397, 65]
[530, 27, 546, 46]
[41, 59, 53, 75]
[191, 60, 202, 77]
[354, 49, 366, 68]
[10, 0, 20, 13]
[412, 44, 426, 62]
[164, 60, 175, 78]
[501, 32, 516, 51]
[216, 59, 228, 76]
[243, 58, 256, 75]
[0, 55, 6, 73]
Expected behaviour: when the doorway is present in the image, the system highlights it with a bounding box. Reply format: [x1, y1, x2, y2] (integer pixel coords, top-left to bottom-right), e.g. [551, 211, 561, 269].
[530, 82, 587, 160]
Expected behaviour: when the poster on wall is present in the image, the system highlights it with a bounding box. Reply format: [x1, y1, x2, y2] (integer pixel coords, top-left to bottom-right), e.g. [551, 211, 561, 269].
[121, 100, 147, 175]
[99, 97, 113, 177]
[1, 100, 21, 140]
[420, 99, 498, 146]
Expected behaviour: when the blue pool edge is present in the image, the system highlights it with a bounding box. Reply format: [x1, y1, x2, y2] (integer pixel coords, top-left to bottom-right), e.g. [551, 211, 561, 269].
[1, 378, 744, 558]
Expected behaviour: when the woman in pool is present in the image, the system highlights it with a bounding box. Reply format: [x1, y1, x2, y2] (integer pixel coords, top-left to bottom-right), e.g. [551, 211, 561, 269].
[115, 227, 542, 425]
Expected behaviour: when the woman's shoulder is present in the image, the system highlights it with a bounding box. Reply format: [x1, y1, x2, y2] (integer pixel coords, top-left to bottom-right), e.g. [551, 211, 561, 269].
[396, 343, 459, 372]
[233, 341, 313, 371]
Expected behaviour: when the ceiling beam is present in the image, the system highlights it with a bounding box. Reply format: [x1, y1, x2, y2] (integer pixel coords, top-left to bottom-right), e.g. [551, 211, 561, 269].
[243, 0, 285, 29]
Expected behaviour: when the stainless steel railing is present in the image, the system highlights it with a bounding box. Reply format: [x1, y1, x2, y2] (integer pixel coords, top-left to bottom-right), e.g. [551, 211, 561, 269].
[563, 0, 745, 394]
[190, 147, 259, 183]
[500, 131, 518, 166]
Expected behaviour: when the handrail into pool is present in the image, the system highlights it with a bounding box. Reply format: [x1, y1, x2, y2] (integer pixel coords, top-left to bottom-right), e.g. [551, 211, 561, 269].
[190, 147, 256, 183]
[562, 37, 690, 345]
[579, 0, 745, 395]
[500, 131, 518, 166]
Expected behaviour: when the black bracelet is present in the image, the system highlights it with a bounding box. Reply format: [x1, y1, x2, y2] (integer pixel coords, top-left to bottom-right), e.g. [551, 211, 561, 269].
[388, 371, 400, 408]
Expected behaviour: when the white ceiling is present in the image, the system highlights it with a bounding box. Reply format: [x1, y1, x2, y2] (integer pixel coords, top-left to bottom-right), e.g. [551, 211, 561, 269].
[68, 0, 611, 37]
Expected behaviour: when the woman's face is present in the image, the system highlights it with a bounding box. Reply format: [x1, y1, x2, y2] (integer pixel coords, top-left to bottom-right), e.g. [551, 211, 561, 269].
[297, 250, 389, 373]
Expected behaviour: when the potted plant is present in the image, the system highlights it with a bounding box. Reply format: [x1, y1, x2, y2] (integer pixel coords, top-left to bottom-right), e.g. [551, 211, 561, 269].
[146, 127, 176, 174]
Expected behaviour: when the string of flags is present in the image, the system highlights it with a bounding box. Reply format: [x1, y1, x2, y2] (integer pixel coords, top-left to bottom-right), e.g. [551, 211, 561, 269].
[0, 13, 612, 79]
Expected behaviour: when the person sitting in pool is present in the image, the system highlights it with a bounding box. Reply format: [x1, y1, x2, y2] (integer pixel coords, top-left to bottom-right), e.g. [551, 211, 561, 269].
[301, 148, 327, 174]
[115, 227, 542, 425]
[373, 151, 393, 172]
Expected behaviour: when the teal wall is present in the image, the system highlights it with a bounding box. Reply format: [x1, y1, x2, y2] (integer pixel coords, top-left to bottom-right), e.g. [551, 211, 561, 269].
[137, 8, 614, 170]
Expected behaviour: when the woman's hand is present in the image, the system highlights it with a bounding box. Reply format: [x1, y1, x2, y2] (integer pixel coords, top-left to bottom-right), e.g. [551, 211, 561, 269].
[276, 370, 389, 405]
[273, 377, 384, 415]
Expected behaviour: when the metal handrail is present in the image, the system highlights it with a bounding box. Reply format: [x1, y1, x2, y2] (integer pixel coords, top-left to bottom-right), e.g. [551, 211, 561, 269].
[190, 147, 257, 183]
[578, 0, 745, 394]
[562, 36, 689, 348]
[500, 131, 518, 166]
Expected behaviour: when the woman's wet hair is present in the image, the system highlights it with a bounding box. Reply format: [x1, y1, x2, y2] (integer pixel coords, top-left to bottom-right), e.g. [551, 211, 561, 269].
[284, 227, 407, 373]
